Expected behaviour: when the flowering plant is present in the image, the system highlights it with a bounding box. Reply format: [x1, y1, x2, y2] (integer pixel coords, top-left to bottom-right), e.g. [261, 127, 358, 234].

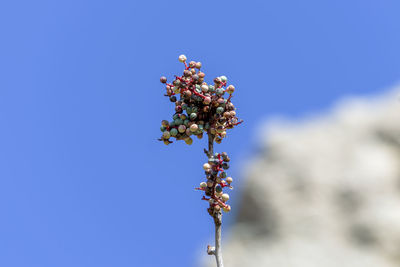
[159, 55, 242, 267]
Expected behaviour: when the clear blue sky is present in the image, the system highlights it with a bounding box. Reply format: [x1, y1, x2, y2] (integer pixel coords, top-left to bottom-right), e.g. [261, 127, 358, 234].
[0, 1, 399, 267]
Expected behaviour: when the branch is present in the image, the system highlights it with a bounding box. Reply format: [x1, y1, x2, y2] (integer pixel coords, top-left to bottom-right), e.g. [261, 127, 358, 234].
[207, 131, 224, 267]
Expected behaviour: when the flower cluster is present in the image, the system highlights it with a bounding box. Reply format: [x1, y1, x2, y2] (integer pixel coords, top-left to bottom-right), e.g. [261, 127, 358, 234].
[159, 54, 242, 145]
[159, 55, 241, 218]
[198, 152, 233, 214]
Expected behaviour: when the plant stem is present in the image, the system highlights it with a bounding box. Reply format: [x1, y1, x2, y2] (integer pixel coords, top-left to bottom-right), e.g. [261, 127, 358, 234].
[207, 131, 224, 267]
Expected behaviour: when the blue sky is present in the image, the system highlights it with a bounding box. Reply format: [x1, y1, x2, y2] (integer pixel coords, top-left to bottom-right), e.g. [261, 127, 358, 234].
[0, 1, 400, 267]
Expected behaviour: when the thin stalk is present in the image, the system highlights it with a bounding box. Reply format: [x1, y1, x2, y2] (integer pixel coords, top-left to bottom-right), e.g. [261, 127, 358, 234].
[207, 131, 224, 267]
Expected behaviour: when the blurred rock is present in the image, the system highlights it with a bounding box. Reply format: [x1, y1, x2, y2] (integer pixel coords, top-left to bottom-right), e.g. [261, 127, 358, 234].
[208, 88, 400, 267]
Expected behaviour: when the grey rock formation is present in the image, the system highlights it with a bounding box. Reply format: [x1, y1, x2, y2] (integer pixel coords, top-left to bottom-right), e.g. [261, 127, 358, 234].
[207, 87, 400, 267]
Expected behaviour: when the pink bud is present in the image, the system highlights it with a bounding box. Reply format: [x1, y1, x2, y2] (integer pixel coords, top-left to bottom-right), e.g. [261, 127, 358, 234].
[203, 96, 211, 105]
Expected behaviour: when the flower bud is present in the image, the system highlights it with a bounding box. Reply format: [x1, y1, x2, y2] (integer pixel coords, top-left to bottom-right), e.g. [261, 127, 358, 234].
[221, 193, 229, 202]
[161, 120, 169, 127]
[223, 205, 231, 212]
[203, 163, 211, 170]
[178, 54, 187, 62]
[203, 96, 211, 105]
[183, 90, 192, 98]
[160, 76, 167, 83]
[162, 131, 171, 139]
[189, 61, 196, 68]
[190, 124, 198, 132]
[227, 85, 235, 94]
[178, 125, 186, 133]
[184, 137, 193, 145]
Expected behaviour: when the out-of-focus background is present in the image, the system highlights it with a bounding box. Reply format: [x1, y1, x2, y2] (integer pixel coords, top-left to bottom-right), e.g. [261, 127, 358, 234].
[0, 1, 399, 267]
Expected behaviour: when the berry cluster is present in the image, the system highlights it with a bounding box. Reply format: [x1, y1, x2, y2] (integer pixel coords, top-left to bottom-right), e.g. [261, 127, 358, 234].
[159, 54, 242, 145]
[198, 152, 233, 214]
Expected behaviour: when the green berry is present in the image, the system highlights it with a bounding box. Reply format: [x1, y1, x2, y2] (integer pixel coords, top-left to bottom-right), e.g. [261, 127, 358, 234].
[222, 162, 229, 169]
[216, 107, 224, 114]
[190, 113, 197, 120]
[170, 128, 178, 136]
[174, 118, 183, 125]
[215, 185, 222, 193]
[216, 88, 224, 96]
